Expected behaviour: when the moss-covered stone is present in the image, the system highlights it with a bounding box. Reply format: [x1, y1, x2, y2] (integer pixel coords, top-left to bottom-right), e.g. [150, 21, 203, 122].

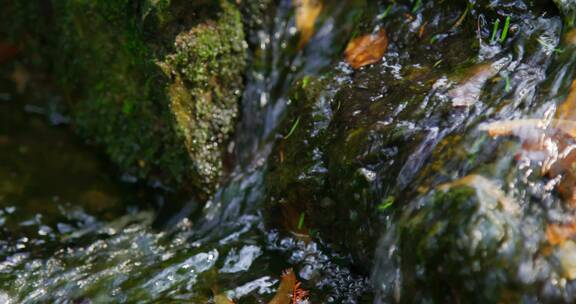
[266, 0, 483, 267]
[266, 0, 564, 277]
[399, 177, 524, 302]
[1, 0, 246, 198]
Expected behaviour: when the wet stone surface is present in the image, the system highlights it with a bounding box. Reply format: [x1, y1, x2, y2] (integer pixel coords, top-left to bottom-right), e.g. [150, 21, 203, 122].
[266, 0, 576, 302]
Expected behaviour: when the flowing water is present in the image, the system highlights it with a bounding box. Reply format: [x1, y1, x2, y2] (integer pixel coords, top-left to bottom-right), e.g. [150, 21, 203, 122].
[0, 1, 371, 303]
[3, 0, 576, 303]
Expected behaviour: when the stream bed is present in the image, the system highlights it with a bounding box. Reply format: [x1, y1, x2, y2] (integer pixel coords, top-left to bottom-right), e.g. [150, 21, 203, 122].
[3, 0, 576, 303]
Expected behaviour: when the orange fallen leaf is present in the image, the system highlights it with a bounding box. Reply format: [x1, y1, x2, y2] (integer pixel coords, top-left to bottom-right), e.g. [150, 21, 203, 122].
[294, 0, 322, 49]
[345, 29, 388, 69]
[268, 268, 308, 304]
[547, 222, 576, 245]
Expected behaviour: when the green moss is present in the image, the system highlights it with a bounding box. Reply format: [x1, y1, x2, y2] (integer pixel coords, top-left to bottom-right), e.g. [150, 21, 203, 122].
[1, 0, 246, 197]
[158, 0, 246, 192]
[399, 182, 522, 302]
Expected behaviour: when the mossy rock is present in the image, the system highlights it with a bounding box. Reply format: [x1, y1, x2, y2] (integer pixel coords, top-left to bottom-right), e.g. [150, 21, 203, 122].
[1, 0, 246, 198]
[398, 177, 524, 302]
[266, 0, 483, 267]
[266, 0, 566, 275]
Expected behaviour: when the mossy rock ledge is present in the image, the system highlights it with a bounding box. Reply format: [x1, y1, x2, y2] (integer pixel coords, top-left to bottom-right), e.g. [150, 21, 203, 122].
[0, 0, 247, 199]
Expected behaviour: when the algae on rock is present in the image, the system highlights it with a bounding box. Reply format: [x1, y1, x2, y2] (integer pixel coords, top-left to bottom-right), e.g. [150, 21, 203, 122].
[266, 1, 572, 296]
[1, 0, 246, 198]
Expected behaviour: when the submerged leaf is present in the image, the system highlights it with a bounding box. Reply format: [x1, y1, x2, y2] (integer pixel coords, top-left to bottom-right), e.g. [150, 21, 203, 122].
[345, 29, 388, 69]
[294, 0, 322, 49]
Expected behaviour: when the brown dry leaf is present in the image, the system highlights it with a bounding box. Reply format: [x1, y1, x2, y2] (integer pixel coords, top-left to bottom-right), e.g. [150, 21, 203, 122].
[547, 222, 576, 245]
[345, 29, 388, 69]
[0, 42, 18, 64]
[268, 268, 308, 304]
[294, 0, 322, 49]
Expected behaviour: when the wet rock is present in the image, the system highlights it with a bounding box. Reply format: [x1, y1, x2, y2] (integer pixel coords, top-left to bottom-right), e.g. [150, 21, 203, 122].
[554, 0, 576, 25]
[267, 0, 506, 266]
[0, 0, 247, 198]
[397, 177, 524, 302]
[266, 1, 576, 301]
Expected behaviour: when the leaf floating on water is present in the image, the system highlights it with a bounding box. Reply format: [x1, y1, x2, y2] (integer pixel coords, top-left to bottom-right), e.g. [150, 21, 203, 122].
[344, 29, 388, 69]
[294, 0, 323, 49]
[268, 268, 308, 304]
